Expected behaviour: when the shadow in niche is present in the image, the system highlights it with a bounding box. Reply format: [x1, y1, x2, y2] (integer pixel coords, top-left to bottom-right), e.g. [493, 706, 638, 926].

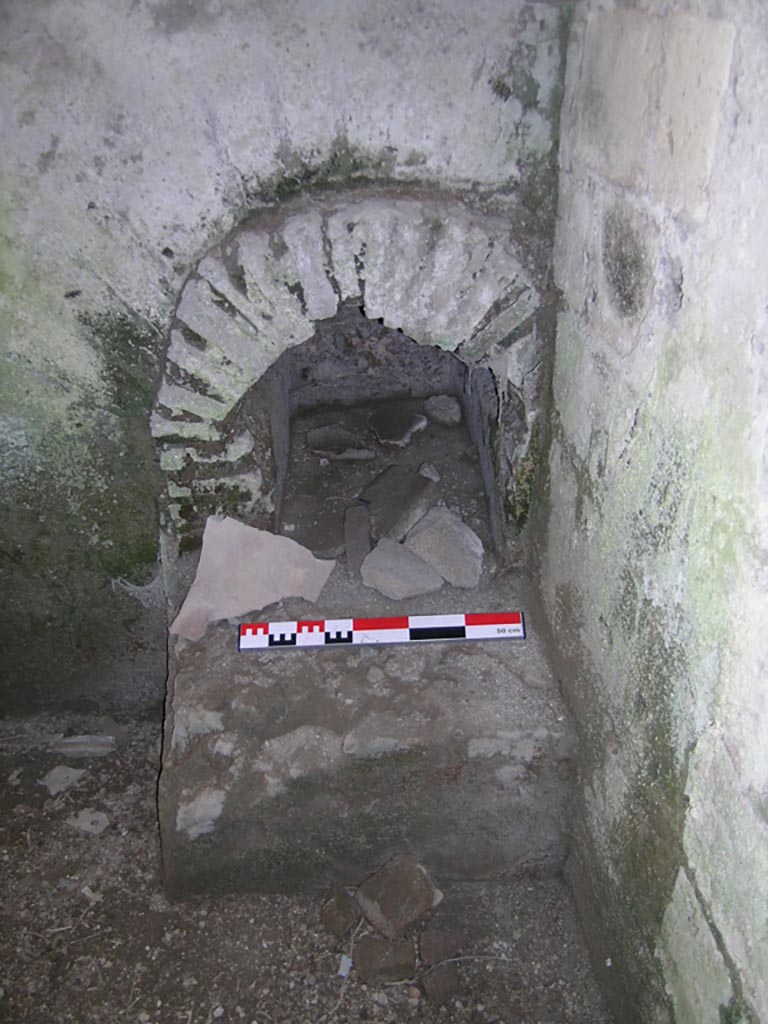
[240, 301, 506, 558]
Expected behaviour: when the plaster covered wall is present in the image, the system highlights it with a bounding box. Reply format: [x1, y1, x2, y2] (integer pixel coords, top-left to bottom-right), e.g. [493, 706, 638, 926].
[0, 0, 568, 712]
[542, 2, 768, 1020]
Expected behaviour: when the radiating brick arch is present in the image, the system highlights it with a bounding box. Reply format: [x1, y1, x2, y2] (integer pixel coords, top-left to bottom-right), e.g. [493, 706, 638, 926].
[152, 189, 541, 543]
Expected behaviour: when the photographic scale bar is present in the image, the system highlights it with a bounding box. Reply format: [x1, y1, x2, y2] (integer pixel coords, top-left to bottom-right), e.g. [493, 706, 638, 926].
[238, 611, 525, 650]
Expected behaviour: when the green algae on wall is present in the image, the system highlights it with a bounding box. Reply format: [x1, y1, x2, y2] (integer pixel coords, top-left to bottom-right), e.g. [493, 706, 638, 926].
[0, 308, 167, 713]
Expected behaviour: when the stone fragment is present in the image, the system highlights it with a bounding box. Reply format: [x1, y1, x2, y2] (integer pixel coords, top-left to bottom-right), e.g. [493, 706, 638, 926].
[361, 539, 443, 600]
[356, 854, 443, 940]
[344, 504, 371, 575]
[361, 465, 440, 540]
[307, 424, 360, 454]
[419, 928, 464, 967]
[39, 765, 87, 795]
[425, 394, 462, 425]
[330, 448, 376, 461]
[48, 735, 116, 757]
[368, 407, 427, 446]
[418, 462, 441, 482]
[404, 506, 483, 588]
[320, 885, 361, 939]
[169, 516, 334, 640]
[422, 963, 462, 1006]
[353, 934, 416, 983]
[66, 809, 109, 835]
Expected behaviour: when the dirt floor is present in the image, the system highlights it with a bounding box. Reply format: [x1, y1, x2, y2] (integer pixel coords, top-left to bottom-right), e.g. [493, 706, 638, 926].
[0, 713, 615, 1024]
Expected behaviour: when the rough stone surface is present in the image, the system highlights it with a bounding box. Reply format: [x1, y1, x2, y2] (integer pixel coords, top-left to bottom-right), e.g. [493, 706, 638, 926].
[158, 561, 575, 895]
[362, 465, 441, 541]
[547, 3, 768, 1022]
[344, 505, 371, 575]
[360, 539, 444, 600]
[353, 934, 416, 984]
[425, 395, 462, 426]
[356, 854, 442, 940]
[405, 507, 484, 588]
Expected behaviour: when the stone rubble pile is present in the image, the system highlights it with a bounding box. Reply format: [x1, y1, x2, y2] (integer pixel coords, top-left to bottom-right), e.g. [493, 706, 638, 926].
[300, 394, 485, 598]
[319, 853, 465, 1006]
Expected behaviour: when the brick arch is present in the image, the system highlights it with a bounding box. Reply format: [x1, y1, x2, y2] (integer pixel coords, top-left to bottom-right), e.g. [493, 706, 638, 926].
[152, 189, 541, 546]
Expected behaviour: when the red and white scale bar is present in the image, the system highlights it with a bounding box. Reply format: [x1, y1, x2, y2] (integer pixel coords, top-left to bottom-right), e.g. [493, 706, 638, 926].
[238, 612, 525, 650]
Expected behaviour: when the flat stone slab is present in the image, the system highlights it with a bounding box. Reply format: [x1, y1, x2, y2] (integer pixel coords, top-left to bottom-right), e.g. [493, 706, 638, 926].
[356, 854, 442, 939]
[170, 516, 334, 640]
[404, 506, 484, 588]
[360, 538, 444, 599]
[361, 465, 440, 540]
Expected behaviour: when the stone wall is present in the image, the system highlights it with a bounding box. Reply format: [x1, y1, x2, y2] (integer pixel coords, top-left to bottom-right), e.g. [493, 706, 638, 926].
[0, 0, 568, 712]
[542, 2, 768, 1021]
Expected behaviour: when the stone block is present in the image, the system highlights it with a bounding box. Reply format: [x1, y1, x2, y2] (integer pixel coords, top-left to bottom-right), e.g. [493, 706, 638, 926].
[158, 620, 575, 896]
[356, 854, 442, 939]
[568, 8, 661, 187]
[650, 14, 734, 217]
[354, 934, 415, 983]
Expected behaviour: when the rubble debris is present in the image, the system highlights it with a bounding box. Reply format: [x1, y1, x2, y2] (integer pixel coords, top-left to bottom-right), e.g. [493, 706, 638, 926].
[39, 765, 87, 795]
[169, 516, 334, 641]
[320, 885, 361, 939]
[361, 539, 444, 599]
[404, 506, 484, 588]
[356, 854, 443, 940]
[48, 735, 117, 757]
[361, 465, 440, 541]
[353, 934, 416, 983]
[65, 809, 110, 835]
[344, 504, 371, 575]
[368, 407, 427, 447]
[425, 394, 462, 426]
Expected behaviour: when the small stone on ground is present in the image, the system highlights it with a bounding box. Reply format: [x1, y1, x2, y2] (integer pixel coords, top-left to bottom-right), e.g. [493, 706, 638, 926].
[361, 539, 444, 599]
[48, 734, 116, 757]
[65, 808, 110, 835]
[425, 395, 462, 426]
[356, 854, 443, 940]
[39, 764, 87, 795]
